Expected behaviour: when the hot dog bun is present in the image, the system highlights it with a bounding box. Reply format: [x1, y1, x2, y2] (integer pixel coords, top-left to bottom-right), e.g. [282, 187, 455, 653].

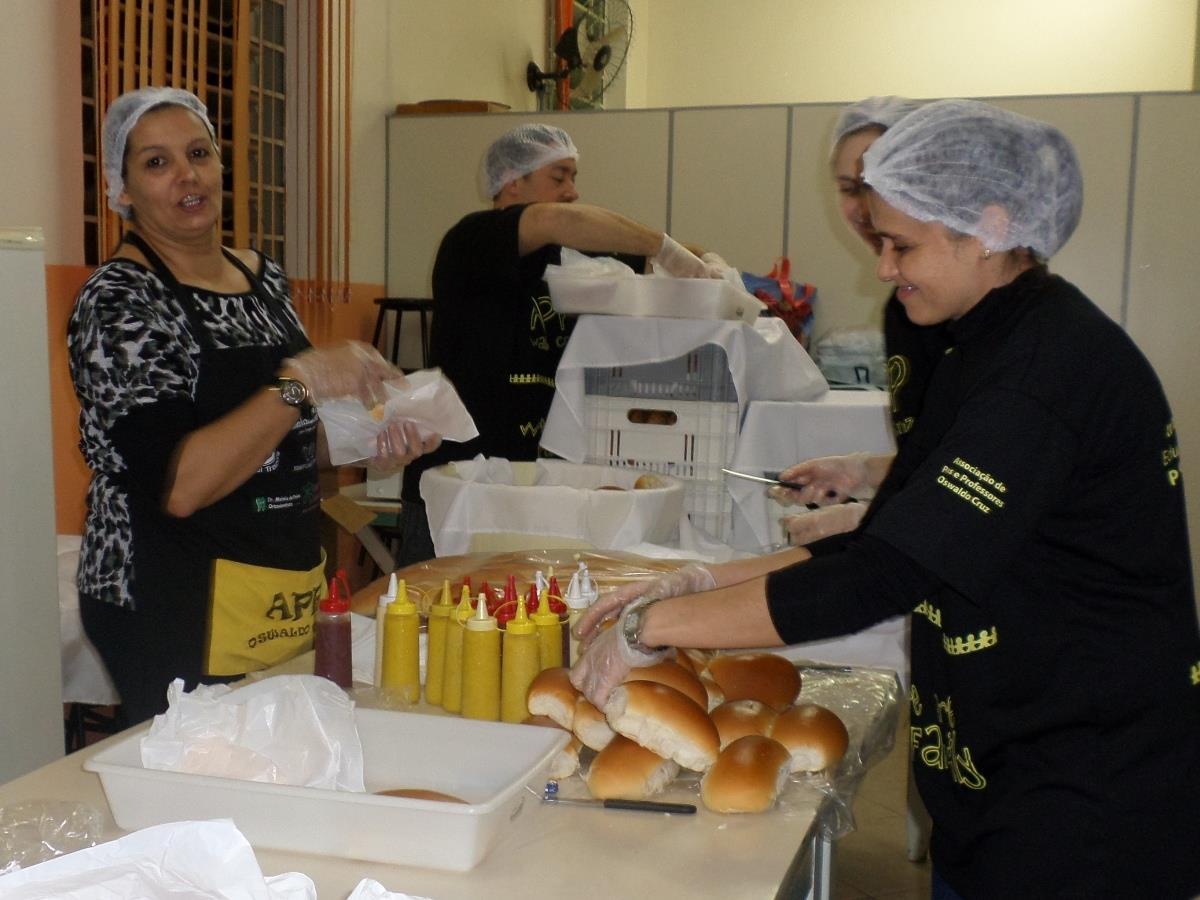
[770, 703, 849, 773]
[700, 735, 793, 813]
[710, 699, 778, 750]
[705, 653, 801, 712]
[603, 681, 720, 772]
[526, 666, 578, 729]
[624, 659, 708, 711]
[586, 735, 680, 800]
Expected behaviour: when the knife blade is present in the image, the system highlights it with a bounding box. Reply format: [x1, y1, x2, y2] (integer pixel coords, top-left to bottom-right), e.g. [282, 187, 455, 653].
[721, 467, 806, 491]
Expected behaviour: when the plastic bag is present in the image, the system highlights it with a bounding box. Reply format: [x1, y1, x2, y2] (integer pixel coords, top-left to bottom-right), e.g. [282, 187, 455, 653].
[139, 675, 365, 792]
[319, 368, 478, 466]
[0, 819, 314, 899]
[0, 801, 102, 875]
[813, 327, 887, 387]
[741, 257, 817, 347]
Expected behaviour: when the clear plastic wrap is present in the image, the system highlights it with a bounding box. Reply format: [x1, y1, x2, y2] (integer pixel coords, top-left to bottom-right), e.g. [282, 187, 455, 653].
[0, 801, 103, 875]
[543, 663, 901, 840]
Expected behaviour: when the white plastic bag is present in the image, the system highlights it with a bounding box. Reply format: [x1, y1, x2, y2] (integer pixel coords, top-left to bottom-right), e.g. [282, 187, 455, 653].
[319, 368, 478, 466]
[139, 675, 365, 792]
[0, 819, 315, 899]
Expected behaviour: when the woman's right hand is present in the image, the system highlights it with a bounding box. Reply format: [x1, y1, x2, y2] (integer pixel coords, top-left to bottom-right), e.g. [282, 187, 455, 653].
[768, 453, 873, 507]
[573, 564, 716, 650]
[283, 340, 403, 408]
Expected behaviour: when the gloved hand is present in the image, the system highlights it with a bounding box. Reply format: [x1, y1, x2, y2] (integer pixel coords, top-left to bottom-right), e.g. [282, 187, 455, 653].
[282, 340, 404, 408]
[573, 564, 716, 649]
[569, 597, 669, 708]
[366, 421, 443, 474]
[782, 500, 868, 545]
[767, 452, 873, 507]
[652, 235, 725, 279]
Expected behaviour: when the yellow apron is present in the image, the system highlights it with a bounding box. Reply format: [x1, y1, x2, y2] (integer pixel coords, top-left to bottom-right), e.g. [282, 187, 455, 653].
[204, 552, 327, 676]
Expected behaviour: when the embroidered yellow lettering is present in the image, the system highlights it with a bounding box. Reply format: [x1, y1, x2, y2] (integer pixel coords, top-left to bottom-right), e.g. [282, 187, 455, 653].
[943, 627, 999, 656]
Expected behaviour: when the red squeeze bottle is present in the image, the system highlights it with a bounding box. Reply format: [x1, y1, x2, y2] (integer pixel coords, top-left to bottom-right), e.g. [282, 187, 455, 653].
[314, 575, 353, 689]
[546, 576, 567, 615]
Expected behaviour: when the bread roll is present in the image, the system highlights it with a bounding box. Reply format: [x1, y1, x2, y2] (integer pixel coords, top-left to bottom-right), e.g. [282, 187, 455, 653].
[770, 703, 849, 773]
[706, 653, 801, 712]
[526, 666, 578, 729]
[603, 681, 720, 772]
[710, 699, 778, 749]
[375, 788, 467, 803]
[586, 735, 680, 800]
[700, 735, 793, 814]
[674, 647, 715, 676]
[573, 694, 616, 751]
[522, 715, 583, 779]
[624, 660, 708, 710]
[633, 473, 668, 490]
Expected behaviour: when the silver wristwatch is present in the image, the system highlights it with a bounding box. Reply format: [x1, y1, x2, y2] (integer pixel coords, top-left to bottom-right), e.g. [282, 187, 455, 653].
[621, 600, 662, 654]
[272, 376, 311, 409]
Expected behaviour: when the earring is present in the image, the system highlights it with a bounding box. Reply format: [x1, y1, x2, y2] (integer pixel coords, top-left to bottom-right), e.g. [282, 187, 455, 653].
[982, 248, 993, 260]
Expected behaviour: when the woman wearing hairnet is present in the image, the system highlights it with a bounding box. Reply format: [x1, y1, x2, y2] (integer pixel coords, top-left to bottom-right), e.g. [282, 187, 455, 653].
[68, 87, 439, 724]
[771, 96, 949, 546]
[573, 100, 1200, 898]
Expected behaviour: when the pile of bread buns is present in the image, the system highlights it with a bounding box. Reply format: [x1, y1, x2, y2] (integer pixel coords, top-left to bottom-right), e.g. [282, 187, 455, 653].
[522, 651, 849, 814]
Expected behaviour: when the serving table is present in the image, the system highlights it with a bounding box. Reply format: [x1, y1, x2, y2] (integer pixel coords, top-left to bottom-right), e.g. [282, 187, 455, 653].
[0, 663, 897, 900]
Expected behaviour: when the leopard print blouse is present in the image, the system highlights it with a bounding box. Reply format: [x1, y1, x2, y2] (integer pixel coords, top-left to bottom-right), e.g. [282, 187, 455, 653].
[67, 253, 302, 609]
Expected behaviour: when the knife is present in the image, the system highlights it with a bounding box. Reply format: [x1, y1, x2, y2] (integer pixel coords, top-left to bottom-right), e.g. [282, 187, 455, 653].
[721, 467, 806, 491]
[721, 468, 857, 505]
[539, 781, 696, 814]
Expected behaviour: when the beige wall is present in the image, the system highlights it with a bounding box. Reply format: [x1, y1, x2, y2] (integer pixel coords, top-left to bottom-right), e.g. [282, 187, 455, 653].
[636, 0, 1196, 106]
[0, 1, 84, 265]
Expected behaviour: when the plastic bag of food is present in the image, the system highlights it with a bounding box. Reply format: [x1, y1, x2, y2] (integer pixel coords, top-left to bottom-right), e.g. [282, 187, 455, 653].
[139, 675, 365, 792]
[319, 368, 478, 466]
[0, 801, 103, 875]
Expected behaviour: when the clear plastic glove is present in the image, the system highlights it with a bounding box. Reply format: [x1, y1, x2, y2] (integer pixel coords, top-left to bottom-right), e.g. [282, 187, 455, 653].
[768, 452, 873, 507]
[782, 500, 868, 545]
[569, 597, 669, 708]
[283, 340, 404, 408]
[573, 564, 715, 648]
[652, 235, 725, 279]
[366, 420, 442, 474]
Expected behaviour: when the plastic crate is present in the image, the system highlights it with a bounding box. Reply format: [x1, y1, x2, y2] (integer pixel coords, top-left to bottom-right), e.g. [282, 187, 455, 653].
[581, 395, 739, 540]
[583, 344, 737, 402]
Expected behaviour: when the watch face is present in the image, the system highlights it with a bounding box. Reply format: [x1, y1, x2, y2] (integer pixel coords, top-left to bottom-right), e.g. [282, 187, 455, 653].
[279, 378, 308, 406]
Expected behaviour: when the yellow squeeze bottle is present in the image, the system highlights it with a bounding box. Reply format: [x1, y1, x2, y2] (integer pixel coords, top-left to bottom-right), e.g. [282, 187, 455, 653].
[381, 579, 420, 706]
[501, 595, 541, 723]
[441, 586, 473, 714]
[424, 580, 453, 707]
[461, 592, 500, 721]
[531, 589, 564, 671]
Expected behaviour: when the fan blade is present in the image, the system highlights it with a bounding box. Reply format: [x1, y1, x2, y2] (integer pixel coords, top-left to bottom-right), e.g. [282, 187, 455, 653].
[579, 23, 627, 70]
[576, 64, 604, 99]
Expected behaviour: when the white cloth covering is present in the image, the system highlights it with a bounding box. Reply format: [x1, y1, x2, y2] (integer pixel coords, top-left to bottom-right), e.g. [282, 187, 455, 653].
[540, 315, 827, 463]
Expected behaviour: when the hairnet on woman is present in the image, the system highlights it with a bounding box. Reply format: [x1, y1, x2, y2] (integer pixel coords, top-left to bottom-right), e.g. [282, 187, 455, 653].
[571, 98, 1200, 900]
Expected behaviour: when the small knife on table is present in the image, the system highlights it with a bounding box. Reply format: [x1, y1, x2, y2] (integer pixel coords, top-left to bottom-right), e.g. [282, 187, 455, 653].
[540, 781, 696, 814]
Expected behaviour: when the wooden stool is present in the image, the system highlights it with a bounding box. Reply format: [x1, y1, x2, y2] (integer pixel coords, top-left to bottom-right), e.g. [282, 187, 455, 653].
[371, 297, 433, 372]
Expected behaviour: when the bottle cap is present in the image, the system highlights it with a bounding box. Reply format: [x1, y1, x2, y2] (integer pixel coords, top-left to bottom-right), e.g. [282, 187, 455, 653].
[429, 579, 454, 618]
[530, 590, 560, 626]
[465, 592, 498, 632]
[387, 578, 416, 616]
[320, 575, 350, 614]
[506, 594, 535, 635]
[454, 584, 474, 624]
[381, 572, 398, 603]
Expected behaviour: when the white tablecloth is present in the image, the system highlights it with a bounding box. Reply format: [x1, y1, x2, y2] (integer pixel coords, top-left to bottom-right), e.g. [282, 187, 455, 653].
[58, 534, 120, 706]
[724, 393, 910, 686]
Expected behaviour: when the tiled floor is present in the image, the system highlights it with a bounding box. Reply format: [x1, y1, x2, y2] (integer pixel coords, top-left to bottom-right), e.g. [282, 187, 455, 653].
[833, 707, 931, 900]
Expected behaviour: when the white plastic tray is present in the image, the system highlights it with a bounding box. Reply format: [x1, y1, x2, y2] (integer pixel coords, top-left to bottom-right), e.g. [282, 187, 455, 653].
[84, 708, 568, 872]
[547, 270, 765, 322]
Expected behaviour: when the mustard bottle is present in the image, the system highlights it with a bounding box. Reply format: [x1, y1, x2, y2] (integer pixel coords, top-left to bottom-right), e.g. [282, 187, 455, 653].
[373, 572, 398, 690]
[461, 592, 500, 721]
[501, 595, 540, 723]
[424, 580, 453, 707]
[531, 588, 564, 672]
[381, 579, 420, 706]
[441, 585, 473, 714]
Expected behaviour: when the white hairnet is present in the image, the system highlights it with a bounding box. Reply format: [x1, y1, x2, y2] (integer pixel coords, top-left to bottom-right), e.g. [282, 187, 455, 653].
[481, 123, 579, 198]
[102, 86, 217, 220]
[831, 96, 923, 155]
[862, 99, 1083, 259]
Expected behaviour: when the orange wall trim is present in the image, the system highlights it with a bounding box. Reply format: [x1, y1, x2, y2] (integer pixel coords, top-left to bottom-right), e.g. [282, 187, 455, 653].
[49, 265, 385, 536]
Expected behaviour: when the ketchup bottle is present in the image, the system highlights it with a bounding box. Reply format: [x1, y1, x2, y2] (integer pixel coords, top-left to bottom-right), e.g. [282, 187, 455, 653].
[314, 574, 353, 689]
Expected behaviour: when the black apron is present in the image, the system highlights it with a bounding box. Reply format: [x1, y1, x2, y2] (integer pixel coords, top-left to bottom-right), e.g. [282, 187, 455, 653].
[122, 231, 326, 680]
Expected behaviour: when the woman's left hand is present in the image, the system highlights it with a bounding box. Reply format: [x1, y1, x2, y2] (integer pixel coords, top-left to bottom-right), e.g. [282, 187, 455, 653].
[367, 420, 441, 473]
